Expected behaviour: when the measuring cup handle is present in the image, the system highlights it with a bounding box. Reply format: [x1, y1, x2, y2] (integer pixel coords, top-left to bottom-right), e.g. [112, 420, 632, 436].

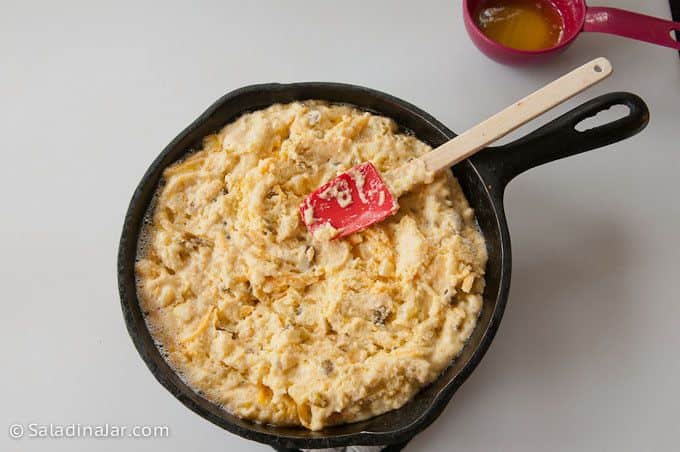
[583, 6, 680, 50]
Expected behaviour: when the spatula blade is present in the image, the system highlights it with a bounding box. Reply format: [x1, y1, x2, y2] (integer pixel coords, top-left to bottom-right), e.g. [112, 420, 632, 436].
[300, 162, 397, 239]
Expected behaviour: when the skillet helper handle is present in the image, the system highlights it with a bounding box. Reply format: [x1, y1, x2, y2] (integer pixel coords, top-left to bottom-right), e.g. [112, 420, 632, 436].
[478, 92, 649, 186]
[272, 439, 410, 452]
[583, 6, 680, 50]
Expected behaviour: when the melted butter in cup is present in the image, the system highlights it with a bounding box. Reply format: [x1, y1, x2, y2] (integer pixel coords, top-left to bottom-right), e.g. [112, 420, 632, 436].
[474, 0, 565, 51]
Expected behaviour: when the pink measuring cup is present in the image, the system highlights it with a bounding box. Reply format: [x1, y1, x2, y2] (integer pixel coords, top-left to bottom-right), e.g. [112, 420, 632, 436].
[464, 0, 680, 65]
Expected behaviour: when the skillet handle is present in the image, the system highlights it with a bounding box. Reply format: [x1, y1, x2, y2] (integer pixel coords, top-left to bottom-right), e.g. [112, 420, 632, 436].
[471, 92, 649, 189]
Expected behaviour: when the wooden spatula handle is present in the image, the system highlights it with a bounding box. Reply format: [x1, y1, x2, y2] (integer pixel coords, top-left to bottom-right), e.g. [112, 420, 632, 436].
[421, 57, 613, 173]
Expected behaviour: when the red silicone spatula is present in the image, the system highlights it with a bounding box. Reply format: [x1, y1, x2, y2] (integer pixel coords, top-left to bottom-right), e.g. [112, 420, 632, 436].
[300, 58, 612, 240]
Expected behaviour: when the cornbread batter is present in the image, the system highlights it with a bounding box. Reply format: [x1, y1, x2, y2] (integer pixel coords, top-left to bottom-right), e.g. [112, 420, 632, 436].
[135, 101, 487, 430]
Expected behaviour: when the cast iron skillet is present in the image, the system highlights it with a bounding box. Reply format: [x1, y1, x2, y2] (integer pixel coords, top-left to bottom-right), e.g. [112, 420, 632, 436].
[118, 83, 649, 451]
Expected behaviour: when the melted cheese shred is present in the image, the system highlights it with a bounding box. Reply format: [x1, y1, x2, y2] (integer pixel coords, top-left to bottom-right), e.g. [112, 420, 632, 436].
[135, 101, 487, 430]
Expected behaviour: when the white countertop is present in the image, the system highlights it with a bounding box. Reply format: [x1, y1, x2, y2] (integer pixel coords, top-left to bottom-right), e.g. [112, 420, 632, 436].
[2, 0, 679, 451]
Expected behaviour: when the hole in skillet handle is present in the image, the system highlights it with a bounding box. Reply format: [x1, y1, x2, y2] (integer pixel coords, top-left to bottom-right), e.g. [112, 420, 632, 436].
[575, 104, 630, 132]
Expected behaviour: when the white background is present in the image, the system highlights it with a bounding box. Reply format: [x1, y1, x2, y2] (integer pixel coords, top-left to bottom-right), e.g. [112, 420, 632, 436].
[2, 0, 679, 451]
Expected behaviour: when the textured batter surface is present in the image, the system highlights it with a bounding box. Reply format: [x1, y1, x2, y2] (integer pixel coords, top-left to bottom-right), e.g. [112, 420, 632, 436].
[135, 101, 487, 430]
